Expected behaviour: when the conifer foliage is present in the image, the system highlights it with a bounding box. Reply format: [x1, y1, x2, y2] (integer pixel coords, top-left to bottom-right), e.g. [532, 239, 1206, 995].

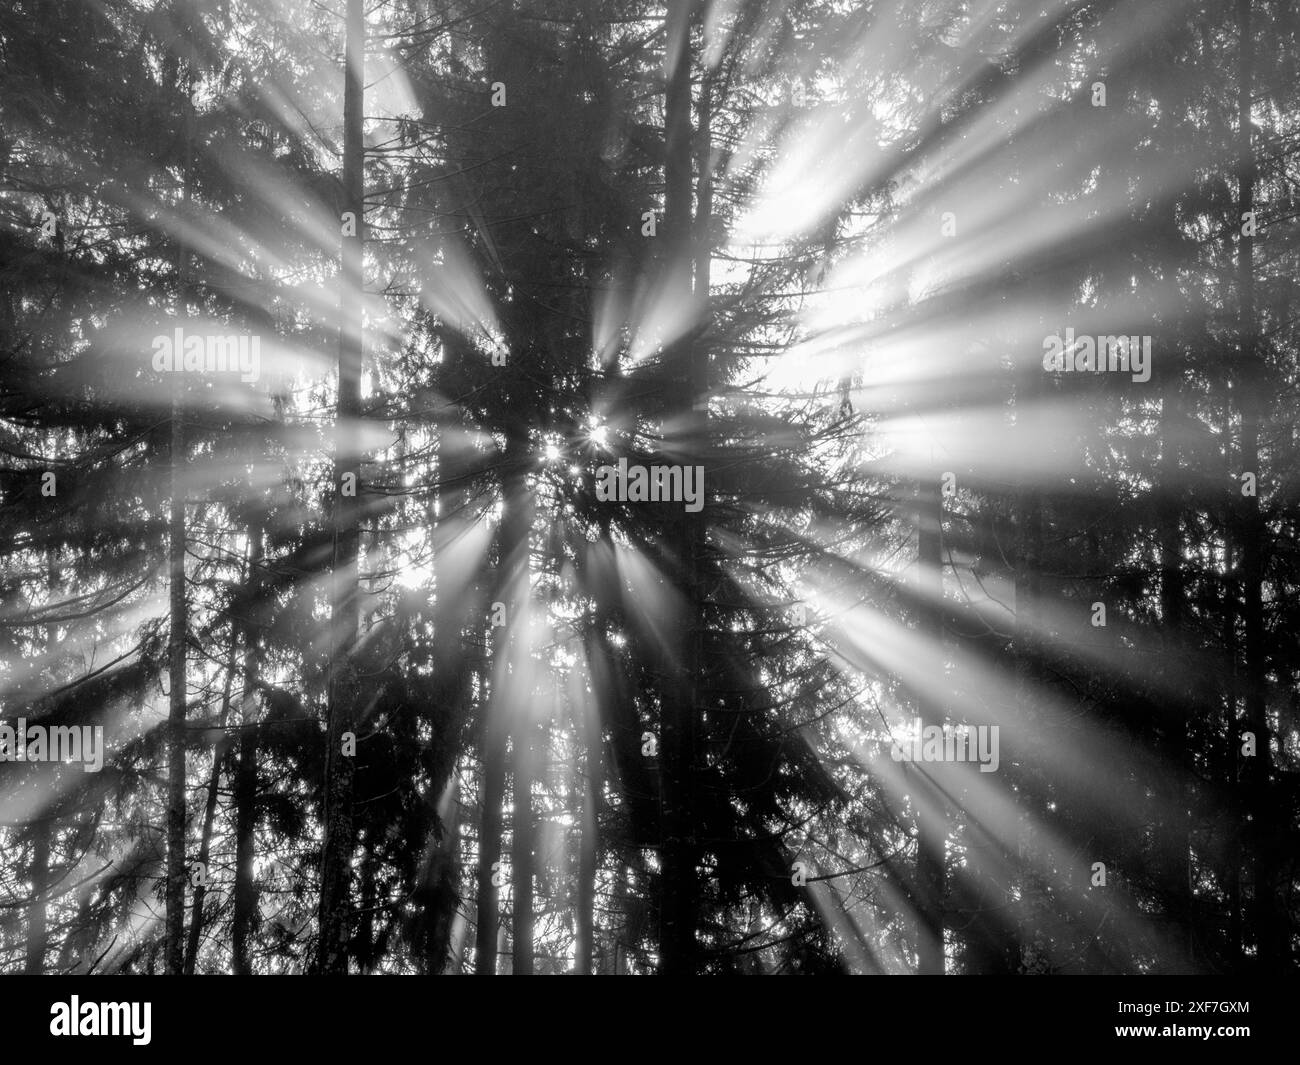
[0, 0, 1297, 975]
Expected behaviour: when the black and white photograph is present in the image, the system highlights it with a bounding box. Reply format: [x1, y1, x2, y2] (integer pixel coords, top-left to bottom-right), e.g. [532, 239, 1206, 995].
[0, 0, 1294, 1037]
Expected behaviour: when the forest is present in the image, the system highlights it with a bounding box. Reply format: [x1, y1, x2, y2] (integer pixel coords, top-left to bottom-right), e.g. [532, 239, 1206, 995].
[0, 0, 1297, 976]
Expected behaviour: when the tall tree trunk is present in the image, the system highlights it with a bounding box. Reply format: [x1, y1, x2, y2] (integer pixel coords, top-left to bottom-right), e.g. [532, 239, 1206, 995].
[429, 392, 478, 973]
[164, 333, 188, 976]
[575, 690, 602, 975]
[506, 458, 536, 975]
[25, 816, 50, 974]
[609, 858, 630, 974]
[476, 455, 530, 972]
[1235, 0, 1281, 975]
[474, 683, 507, 974]
[659, 0, 702, 976]
[1013, 371, 1045, 974]
[1158, 388, 1194, 971]
[914, 476, 946, 974]
[576, 522, 621, 975]
[315, 0, 365, 975]
[1222, 531, 1244, 970]
[510, 701, 537, 974]
[232, 528, 262, 974]
[164, 65, 195, 976]
[184, 617, 239, 974]
[357, 836, 377, 971]
[511, 458, 540, 976]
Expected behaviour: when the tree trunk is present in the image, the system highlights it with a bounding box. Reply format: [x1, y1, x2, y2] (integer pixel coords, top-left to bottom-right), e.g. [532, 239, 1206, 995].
[1222, 530, 1244, 970]
[24, 816, 50, 974]
[510, 704, 537, 974]
[1234, 0, 1281, 975]
[1013, 373, 1045, 974]
[473, 686, 507, 974]
[315, 0, 365, 975]
[575, 696, 602, 974]
[914, 476, 946, 974]
[658, 0, 702, 976]
[232, 529, 262, 975]
[184, 616, 239, 973]
[1158, 388, 1194, 972]
[163, 65, 195, 976]
[476, 454, 530, 972]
